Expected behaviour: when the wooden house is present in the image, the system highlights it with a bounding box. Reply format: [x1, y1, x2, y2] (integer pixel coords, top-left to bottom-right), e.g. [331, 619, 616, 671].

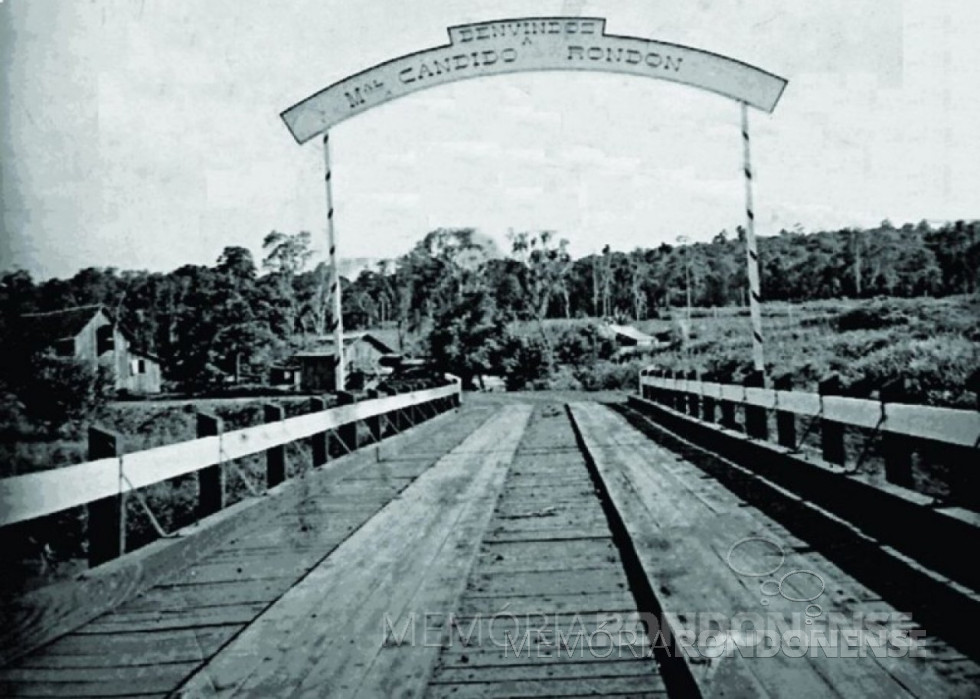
[20, 305, 162, 394]
[269, 365, 302, 389]
[294, 332, 395, 392]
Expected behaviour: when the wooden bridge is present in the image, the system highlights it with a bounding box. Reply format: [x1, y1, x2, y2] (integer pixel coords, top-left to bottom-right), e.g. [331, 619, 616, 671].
[1, 377, 978, 698]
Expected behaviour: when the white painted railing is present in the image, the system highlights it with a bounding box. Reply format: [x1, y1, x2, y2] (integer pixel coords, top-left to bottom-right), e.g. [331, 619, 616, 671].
[638, 370, 979, 449]
[0, 380, 461, 528]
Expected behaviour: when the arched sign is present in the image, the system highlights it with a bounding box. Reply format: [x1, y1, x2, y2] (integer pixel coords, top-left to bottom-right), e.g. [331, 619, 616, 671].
[281, 17, 787, 143]
[282, 17, 788, 390]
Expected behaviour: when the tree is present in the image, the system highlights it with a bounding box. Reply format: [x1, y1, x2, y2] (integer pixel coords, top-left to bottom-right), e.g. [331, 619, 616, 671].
[627, 250, 649, 321]
[428, 289, 509, 389]
[217, 246, 257, 284]
[262, 231, 313, 336]
[509, 230, 571, 362]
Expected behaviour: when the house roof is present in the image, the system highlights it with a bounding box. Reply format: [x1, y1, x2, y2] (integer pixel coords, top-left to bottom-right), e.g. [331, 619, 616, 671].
[19, 304, 159, 358]
[19, 305, 107, 346]
[304, 332, 396, 355]
[605, 324, 656, 343]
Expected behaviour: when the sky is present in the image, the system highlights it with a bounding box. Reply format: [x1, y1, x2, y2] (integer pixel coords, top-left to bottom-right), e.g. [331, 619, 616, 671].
[1, 0, 978, 279]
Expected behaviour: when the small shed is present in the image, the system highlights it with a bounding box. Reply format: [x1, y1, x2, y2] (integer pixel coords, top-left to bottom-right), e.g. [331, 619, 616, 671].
[605, 324, 658, 347]
[294, 332, 396, 392]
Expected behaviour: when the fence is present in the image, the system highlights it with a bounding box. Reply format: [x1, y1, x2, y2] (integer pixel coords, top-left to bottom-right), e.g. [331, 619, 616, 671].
[0, 378, 462, 566]
[637, 368, 979, 488]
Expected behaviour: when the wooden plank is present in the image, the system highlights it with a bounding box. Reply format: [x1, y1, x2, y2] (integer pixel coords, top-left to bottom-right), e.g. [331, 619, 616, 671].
[0, 659, 197, 697]
[18, 626, 237, 661]
[823, 395, 882, 430]
[572, 403, 980, 699]
[425, 675, 665, 698]
[885, 403, 980, 448]
[570, 403, 837, 699]
[702, 381, 723, 400]
[111, 579, 289, 612]
[720, 384, 745, 403]
[0, 403, 471, 667]
[431, 658, 661, 683]
[3, 403, 495, 696]
[0, 457, 119, 526]
[774, 390, 821, 416]
[175, 405, 531, 698]
[744, 387, 777, 410]
[76, 602, 268, 634]
[351, 407, 533, 698]
[122, 437, 220, 491]
[422, 404, 667, 698]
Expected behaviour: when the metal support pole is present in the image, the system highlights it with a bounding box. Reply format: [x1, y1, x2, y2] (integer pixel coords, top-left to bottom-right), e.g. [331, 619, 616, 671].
[741, 102, 766, 376]
[323, 131, 345, 391]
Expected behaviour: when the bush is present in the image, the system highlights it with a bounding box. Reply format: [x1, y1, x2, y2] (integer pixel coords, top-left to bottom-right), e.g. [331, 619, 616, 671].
[847, 335, 979, 407]
[11, 353, 114, 431]
[835, 300, 911, 332]
[543, 365, 583, 391]
[498, 335, 551, 390]
[552, 324, 616, 366]
[574, 360, 642, 391]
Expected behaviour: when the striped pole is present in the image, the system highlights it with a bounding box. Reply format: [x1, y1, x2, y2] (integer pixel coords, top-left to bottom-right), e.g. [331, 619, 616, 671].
[740, 101, 765, 375]
[323, 131, 345, 391]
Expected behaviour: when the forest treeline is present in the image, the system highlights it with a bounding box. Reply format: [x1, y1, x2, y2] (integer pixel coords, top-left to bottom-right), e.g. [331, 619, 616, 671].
[0, 219, 977, 390]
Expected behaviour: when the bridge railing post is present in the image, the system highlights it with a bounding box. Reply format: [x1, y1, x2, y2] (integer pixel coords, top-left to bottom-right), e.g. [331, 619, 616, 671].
[87, 426, 123, 567]
[377, 385, 396, 436]
[666, 370, 678, 411]
[719, 377, 739, 431]
[335, 390, 357, 453]
[686, 370, 700, 417]
[881, 378, 913, 487]
[366, 389, 383, 443]
[701, 372, 716, 424]
[774, 374, 796, 449]
[264, 404, 286, 488]
[310, 397, 328, 468]
[744, 370, 768, 440]
[197, 412, 225, 520]
[819, 374, 846, 466]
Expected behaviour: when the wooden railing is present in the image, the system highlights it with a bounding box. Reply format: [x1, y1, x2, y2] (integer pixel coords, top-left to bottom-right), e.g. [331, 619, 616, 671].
[0, 378, 462, 562]
[637, 368, 978, 486]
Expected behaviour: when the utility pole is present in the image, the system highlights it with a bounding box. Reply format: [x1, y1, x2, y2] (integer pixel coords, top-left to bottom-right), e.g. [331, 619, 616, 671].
[677, 235, 693, 358]
[323, 132, 345, 391]
[740, 102, 766, 376]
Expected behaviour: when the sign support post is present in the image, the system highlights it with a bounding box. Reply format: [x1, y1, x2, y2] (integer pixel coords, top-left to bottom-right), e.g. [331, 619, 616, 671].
[323, 131, 345, 391]
[740, 101, 766, 376]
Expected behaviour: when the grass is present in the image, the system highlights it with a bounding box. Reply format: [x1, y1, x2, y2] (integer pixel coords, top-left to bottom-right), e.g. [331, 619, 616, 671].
[637, 295, 979, 407]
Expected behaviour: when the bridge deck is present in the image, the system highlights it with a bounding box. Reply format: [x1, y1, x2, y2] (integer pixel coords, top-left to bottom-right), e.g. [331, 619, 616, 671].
[1, 398, 976, 698]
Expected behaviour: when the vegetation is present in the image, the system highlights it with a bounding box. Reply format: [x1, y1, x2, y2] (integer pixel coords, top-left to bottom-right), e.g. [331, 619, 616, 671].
[1, 220, 977, 588]
[0, 219, 977, 413]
